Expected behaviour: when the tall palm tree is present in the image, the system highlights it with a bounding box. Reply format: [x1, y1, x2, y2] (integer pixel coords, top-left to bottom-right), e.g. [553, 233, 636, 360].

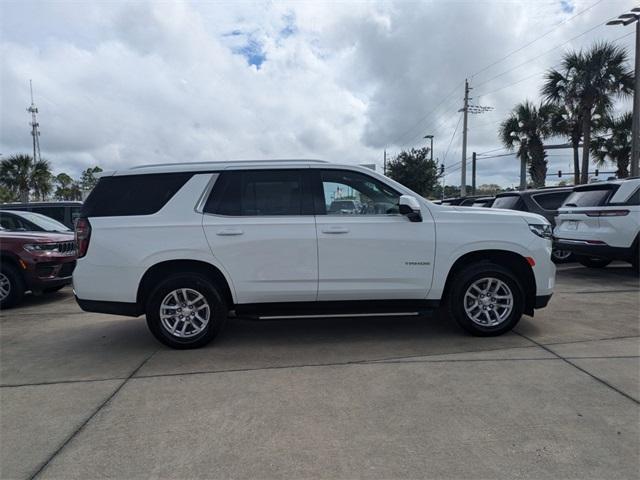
[0, 154, 32, 202]
[31, 159, 53, 201]
[548, 104, 582, 185]
[591, 112, 632, 178]
[0, 154, 53, 202]
[542, 42, 633, 184]
[500, 101, 553, 189]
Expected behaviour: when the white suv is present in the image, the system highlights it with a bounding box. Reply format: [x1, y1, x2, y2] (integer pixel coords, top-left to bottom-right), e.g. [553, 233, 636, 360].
[73, 160, 556, 349]
[554, 178, 640, 270]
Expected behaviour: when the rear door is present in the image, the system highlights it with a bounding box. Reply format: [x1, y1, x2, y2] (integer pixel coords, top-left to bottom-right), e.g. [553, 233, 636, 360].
[312, 168, 435, 301]
[201, 169, 318, 304]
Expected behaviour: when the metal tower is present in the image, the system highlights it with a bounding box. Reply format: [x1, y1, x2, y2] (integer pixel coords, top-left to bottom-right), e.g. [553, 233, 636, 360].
[27, 80, 41, 163]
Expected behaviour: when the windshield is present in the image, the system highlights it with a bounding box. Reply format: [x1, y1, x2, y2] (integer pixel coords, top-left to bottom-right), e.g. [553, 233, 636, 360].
[17, 212, 71, 232]
[562, 189, 611, 207]
[492, 196, 520, 209]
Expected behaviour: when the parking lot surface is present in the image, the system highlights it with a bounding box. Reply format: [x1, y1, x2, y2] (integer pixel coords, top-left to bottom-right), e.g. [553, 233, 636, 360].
[1, 264, 639, 479]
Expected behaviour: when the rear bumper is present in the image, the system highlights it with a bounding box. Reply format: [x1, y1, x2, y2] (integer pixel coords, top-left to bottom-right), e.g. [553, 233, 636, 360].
[554, 239, 635, 261]
[75, 297, 142, 317]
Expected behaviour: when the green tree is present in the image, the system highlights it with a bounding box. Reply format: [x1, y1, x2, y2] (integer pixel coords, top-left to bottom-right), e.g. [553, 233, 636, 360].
[591, 112, 632, 178]
[499, 101, 553, 189]
[54, 172, 82, 200]
[32, 159, 53, 201]
[386, 147, 438, 197]
[0, 154, 53, 202]
[542, 42, 633, 184]
[80, 166, 103, 191]
[0, 185, 17, 203]
[547, 104, 583, 185]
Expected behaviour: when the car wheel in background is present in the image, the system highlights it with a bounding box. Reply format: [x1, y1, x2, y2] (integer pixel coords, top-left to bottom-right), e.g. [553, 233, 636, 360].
[576, 256, 612, 269]
[447, 262, 525, 336]
[145, 273, 227, 349]
[551, 248, 573, 263]
[0, 264, 25, 309]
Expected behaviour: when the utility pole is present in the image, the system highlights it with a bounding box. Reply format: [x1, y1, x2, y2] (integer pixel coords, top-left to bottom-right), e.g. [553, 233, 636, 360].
[460, 80, 470, 196]
[383, 149, 387, 175]
[607, 8, 640, 177]
[472, 151, 477, 195]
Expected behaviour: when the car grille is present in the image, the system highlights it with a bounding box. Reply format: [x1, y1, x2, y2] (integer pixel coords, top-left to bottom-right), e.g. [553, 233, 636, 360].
[56, 241, 76, 255]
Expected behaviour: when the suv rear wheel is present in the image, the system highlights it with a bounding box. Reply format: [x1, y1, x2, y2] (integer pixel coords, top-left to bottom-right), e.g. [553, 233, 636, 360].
[0, 264, 24, 309]
[576, 256, 611, 269]
[447, 262, 524, 336]
[145, 273, 227, 349]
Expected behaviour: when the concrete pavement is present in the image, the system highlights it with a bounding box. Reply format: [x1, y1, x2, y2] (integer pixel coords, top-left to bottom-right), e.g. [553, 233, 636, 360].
[1, 264, 638, 479]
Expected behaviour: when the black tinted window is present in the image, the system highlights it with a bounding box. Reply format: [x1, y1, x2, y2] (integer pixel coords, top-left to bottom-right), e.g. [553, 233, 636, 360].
[205, 170, 308, 216]
[492, 195, 521, 210]
[82, 173, 192, 217]
[625, 188, 640, 205]
[532, 191, 571, 210]
[562, 188, 612, 207]
[31, 206, 66, 223]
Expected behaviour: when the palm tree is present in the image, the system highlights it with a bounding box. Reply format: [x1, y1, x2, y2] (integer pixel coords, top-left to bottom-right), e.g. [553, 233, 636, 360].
[500, 101, 553, 189]
[0, 154, 32, 202]
[0, 154, 53, 202]
[542, 42, 633, 184]
[548, 104, 582, 185]
[591, 112, 632, 178]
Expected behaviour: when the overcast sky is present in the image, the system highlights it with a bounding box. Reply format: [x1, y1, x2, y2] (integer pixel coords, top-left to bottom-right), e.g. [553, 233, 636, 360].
[0, 0, 636, 188]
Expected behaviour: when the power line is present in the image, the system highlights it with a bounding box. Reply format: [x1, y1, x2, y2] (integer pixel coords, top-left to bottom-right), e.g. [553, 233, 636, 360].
[471, 0, 605, 79]
[442, 114, 463, 165]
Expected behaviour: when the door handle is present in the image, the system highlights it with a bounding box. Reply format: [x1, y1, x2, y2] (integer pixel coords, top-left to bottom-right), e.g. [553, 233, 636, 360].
[216, 228, 244, 236]
[321, 226, 349, 234]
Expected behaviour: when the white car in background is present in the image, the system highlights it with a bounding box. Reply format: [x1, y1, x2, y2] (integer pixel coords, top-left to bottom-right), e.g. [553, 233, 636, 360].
[554, 178, 640, 271]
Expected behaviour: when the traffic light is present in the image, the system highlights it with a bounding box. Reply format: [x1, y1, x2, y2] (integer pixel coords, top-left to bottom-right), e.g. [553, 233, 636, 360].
[558, 170, 562, 177]
[440, 164, 444, 175]
[594, 169, 599, 176]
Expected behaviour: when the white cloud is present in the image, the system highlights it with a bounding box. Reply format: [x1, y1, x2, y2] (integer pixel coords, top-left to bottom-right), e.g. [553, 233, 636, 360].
[0, 0, 636, 186]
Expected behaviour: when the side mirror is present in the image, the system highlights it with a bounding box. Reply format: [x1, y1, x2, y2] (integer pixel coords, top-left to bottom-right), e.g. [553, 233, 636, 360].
[398, 195, 422, 222]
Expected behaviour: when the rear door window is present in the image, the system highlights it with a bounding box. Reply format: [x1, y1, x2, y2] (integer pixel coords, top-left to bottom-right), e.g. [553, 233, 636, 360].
[204, 170, 312, 216]
[82, 173, 193, 217]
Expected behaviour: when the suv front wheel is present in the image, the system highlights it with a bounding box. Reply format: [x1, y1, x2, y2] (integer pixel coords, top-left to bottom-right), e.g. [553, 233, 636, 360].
[447, 262, 525, 336]
[146, 273, 227, 349]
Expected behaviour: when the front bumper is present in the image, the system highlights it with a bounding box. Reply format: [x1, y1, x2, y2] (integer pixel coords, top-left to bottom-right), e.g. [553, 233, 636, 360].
[21, 256, 76, 292]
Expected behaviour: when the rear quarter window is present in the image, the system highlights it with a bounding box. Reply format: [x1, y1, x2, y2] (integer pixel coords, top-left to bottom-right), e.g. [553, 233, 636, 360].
[532, 191, 571, 210]
[82, 173, 193, 217]
[562, 188, 615, 207]
[492, 195, 522, 210]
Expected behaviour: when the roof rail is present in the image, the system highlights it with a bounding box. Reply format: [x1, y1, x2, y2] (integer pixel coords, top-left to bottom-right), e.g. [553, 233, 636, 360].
[130, 159, 329, 170]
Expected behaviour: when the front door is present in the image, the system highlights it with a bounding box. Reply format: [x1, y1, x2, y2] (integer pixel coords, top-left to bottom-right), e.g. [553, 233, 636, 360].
[313, 168, 435, 301]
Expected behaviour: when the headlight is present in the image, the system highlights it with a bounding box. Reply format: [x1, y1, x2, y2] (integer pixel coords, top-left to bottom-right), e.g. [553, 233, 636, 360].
[529, 224, 552, 239]
[24, 243, 60, 253]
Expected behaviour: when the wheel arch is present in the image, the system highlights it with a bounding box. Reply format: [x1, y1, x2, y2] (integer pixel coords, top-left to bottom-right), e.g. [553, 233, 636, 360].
[137, 260, 235, 308]
[442, 249, 536, 316]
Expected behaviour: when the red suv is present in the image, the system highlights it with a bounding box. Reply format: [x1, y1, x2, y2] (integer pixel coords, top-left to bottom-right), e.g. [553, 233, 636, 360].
[0, 228, 77, 308]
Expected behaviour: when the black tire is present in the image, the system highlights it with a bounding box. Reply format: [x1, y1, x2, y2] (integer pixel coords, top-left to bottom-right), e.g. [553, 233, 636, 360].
[0, 263, 25, 309]
[447, 262, 525, 336]
[145, 273, 227, 349]
[43, 285, 66, 294]
[576, 256, 611, 269]
[551, 248, 573, 263]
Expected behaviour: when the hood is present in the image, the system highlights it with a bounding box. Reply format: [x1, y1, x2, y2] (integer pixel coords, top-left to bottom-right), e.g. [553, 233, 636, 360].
[433, 204, 549, 225]
[0, 231, 75, 243]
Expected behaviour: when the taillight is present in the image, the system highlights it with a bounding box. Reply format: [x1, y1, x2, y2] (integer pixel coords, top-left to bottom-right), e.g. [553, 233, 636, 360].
[75, 217, 91, 258]
[585, 210, 629, 217]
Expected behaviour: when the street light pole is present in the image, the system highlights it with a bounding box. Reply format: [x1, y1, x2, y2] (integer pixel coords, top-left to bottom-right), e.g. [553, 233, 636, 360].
[460, 80, 470, 197]
[607, 8, 640, 177]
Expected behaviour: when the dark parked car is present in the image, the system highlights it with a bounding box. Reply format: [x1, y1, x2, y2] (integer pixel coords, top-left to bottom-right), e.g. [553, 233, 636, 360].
[470, 196, 495, 208]
[440, 196, 488, 206]
[0, 210, 72, 233]
[0, 230, 77, 308]
[0, 201, 82, 229]
[491, 187, 574, 262]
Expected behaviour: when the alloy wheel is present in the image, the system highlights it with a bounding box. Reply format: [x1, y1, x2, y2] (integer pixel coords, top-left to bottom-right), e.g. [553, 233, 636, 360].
[0, 273, 10, 302]
[159, 288, 211, 338]
[463, 277, 514, 327]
